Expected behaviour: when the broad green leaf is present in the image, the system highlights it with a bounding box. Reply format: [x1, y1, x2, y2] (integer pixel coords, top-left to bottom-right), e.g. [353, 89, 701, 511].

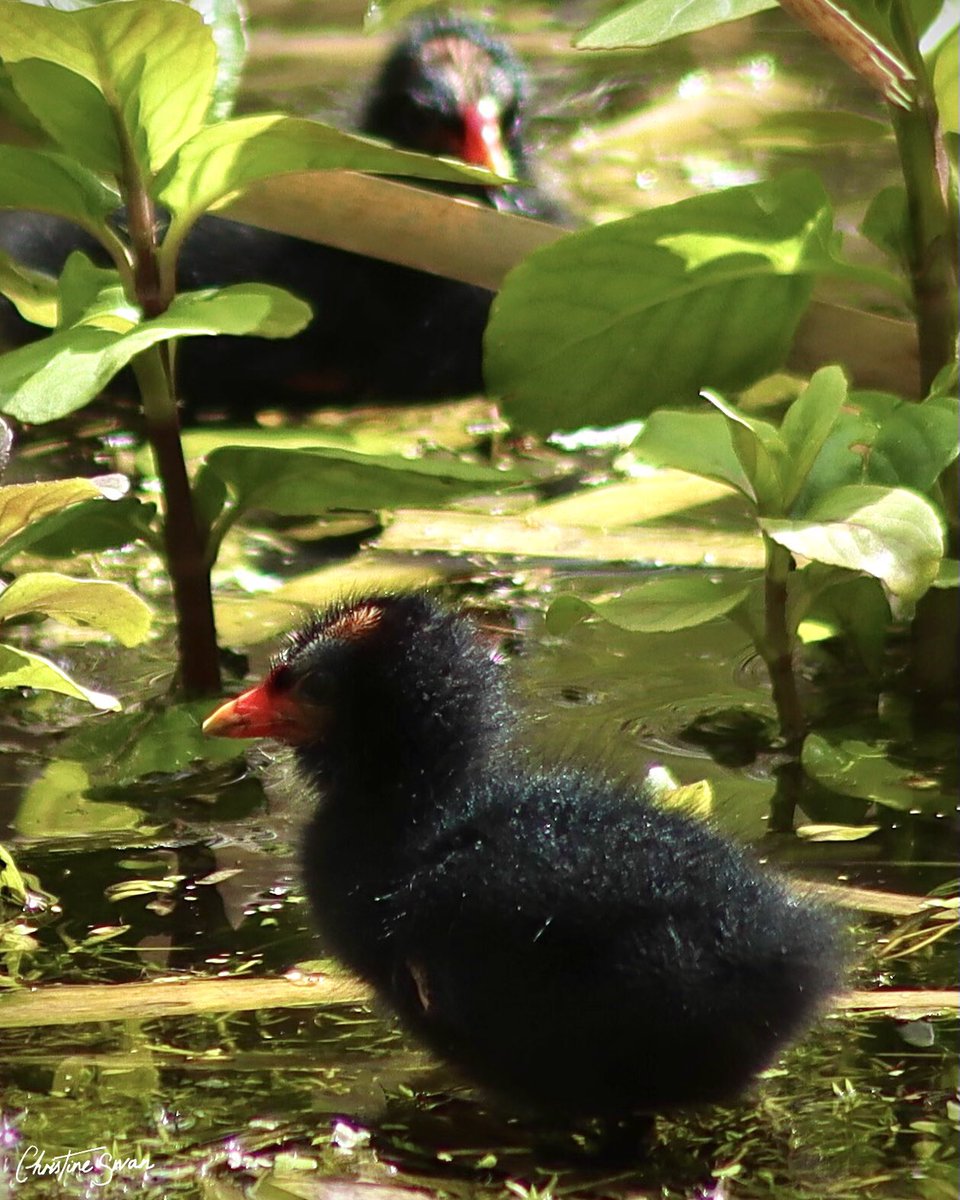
[803, 733, 954, 817]
[701, 389, 786, 513]
[934, 558, 959, 587]
[0, 145, 118, 235]
[0, 476, 120, 549]
[932, 26, 958, 133]
[761, 484, 945, 606]
[547, 572, 760, 635]
[778, 365, 848, 508]
[0, 573, 152, 645]
[0, 643, 118, 709]
[0, 0, 217, 175]
[159, 114, 506, 243]
[0, 283, 312, 423]
[0, 496, 157, 563]
[199, 444, 527, 522]
[578, 0, 776, 48]
[486, 171, 832, 433]
[4, 59, 123, 176]
[632, 409, 753, 499]
[0, 247, 58, 328]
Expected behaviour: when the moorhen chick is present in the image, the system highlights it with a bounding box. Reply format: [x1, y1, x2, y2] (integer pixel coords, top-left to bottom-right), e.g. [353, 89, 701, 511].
[204, 594, 843, 1125]
[0, 15, 559, 416]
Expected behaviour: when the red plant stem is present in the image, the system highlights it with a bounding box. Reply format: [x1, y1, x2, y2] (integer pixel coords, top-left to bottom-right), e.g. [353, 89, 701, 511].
[136, 350, 221, 697]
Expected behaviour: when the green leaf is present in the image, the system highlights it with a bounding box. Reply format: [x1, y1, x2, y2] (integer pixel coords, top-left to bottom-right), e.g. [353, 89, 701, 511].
[0, 476, 121, 550]
[0, 643, 119, 710]
[0, 145, 118, 236]
[800, 572, 891, 675]
[159, 114, 506, 244]
[199, 444, 527, 523]
[0, 247, 58, 328]
[761, 484, 945, 607]
[486, 171, 832, 434]
[56, 252, 133, 331]
[632, 409, 754, 500]
[701, 389, 786, 513]
[932, 27, 958, 133]
[0, 283, 312, 423]
[802, 733, 954, 817]
[792, 389, 959, 506]
[0, 573, 152, 645]
[548, 572, 760, 635]
[778, 365, 848, 508]
[4, 59, 123, 176]
[577, 0, 776, 48]
[0, 0, 217, 175]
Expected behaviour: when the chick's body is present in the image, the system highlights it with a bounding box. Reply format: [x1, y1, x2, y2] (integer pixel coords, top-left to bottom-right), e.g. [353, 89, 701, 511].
[206, 594, 842, 1120]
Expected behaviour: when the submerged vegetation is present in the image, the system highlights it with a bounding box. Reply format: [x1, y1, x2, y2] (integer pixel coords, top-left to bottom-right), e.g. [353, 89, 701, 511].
[0, 0, 957, 1196]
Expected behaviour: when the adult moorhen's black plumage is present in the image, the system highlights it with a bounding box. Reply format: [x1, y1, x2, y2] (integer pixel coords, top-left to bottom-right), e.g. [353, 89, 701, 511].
[204, 594, 842, 1122]
[0, 16, 559, 416]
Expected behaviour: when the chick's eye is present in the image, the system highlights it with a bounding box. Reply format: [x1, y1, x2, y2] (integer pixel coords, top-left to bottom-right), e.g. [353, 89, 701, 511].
[269, 664, 294, 692]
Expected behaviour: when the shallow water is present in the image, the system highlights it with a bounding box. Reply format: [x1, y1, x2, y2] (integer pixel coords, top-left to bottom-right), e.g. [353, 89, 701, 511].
[0, 1, 957, 1198]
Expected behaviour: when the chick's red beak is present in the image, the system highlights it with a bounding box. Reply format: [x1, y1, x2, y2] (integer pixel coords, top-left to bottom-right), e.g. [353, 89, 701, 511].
[202, 682, 325, 745]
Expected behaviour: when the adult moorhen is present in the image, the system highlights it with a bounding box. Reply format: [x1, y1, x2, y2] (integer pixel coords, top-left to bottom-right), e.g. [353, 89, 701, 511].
[0, 15, 559, 416]
[203, 593, 842, 1124]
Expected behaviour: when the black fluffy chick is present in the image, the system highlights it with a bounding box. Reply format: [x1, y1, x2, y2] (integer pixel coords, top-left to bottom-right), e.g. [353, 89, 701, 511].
[203, 593, 842, 1120]
[0, 15, 559, 416]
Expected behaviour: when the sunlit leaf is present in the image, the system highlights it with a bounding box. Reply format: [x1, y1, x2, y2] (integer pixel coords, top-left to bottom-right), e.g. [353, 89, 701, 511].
[0, 283, 312, 423]
[10, 496, 158, 561]
[0, 476, 119, 549]
[578, 0, 776, 48]
[486, 171, 832, 433]
[0, 0, 218, 174]
[0, 247, 59, 328]
[761, 485, 945, 606]
[778, 364, 848, 508]
[0, 644, 118, 709]
[0, 145, 118, 236]
[632, 410, 754, 500]
[701, 389, 786, 513]
[0, 574, 152, 646]
[159, 115, 506, 245]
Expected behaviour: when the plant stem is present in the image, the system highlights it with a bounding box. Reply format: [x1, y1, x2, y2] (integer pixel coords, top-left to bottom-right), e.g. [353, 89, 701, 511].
[116, 124, 220, 697]
[762, 536, 807, 831]
[888, 0, 959, 394]
[763, 537, 806, 753]
[135, 349, 221, 697]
